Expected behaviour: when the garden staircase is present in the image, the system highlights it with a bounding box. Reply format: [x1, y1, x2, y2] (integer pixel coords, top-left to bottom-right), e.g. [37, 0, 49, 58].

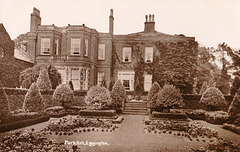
[123, 101, 148, 115]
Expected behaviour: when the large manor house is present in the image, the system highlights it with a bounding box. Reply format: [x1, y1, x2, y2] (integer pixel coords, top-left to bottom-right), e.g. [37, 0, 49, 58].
[26, 8, 196, 91]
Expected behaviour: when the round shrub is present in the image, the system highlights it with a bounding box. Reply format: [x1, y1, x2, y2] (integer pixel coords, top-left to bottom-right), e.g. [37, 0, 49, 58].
[110, 80, 127, 110]
[0, 81, 11, 121]
[23, 82, 45, 113]
[200, 87, 227, 111]
[36, 68, 52, 91]
[53, 84, 74, 108]
[155, 84, 183, 112]
[147, 82, 161, 105]
[228, 89, 240, 119]
[85, 85, 111, 110]
[199, 81, 208, 95]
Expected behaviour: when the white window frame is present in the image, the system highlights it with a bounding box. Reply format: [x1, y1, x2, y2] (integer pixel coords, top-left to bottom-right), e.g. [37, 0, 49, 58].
[118, 71, 135, 91]
[144, 74, 152, 91]
[97, 72, 105, 85]
[145, 47, 153, 63]
[71, 38, 81, 55]
[98, 44, 105, 60]
[122, 47, 131, 62]
[85, 39, 89, 56]
[71, 68, 80, 90]
[41, 38, 50, 55]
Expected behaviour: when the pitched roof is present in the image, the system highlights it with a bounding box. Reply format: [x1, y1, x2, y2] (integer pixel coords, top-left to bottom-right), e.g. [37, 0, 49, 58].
[0, 23, 11, 44]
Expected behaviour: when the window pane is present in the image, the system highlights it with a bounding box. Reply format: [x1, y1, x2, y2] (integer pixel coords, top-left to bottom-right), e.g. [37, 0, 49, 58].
[71, 38, 81, 55]
[98, 44, 105, 60]
[123, 47, 131, 62]
[41, 38, 50, 55]
[85, 39, 88, 56]
[145, 47, 153, 62]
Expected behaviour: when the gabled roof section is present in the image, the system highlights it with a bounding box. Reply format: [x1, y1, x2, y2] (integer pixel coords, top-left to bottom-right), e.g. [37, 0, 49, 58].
[0, 23, 12, 44]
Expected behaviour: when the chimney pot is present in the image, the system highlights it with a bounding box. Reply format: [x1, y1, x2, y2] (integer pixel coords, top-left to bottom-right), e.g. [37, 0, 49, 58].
[149, 14, 151, 22]
[152, 14, 154, 22]
[145, 15, 148, 22]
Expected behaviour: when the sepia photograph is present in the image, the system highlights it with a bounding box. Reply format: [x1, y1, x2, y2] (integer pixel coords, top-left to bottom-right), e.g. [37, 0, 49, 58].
[0, 0, 240, 151]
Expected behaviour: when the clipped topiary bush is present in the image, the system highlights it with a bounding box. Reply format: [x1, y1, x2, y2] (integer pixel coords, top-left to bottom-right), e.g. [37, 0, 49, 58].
[0, 81, 11, 122]
[85, 85, 111, 110]
[155, 84, 183, 112]
[53, 84, 74, 108]
[108, 80, 115, 92]
[200, 87, 227, 111]
[36, 68, 52, 91]
[228, 89, 240, 119]
[147, 82, 161, 105]
[110, 80, 127, 110]
[199, 81, 208, 95]
[23, 82, 45, 113]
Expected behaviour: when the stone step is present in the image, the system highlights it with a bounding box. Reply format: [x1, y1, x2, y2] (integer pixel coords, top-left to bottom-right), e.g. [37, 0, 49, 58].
[123, 109, 148, 113]
[124, 105, 147, 109]
[122, 111, 148, 115]
[124, 107, 147, 110]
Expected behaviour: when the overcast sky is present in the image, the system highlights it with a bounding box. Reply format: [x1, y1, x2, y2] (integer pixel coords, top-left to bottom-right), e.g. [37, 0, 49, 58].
[1, 0, 240, 49]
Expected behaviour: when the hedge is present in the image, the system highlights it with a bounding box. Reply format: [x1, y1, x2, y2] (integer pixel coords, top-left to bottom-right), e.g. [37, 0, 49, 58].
[151, 111, 188, 120]
[79, 110, 116, 117]
[0, 114, 50, 133]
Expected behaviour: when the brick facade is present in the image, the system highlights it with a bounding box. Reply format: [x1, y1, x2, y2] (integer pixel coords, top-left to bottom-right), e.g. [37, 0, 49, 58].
[27, 8, 197, 92]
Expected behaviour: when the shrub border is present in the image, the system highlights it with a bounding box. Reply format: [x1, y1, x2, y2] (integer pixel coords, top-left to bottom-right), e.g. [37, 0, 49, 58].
[0, 115, 50, 133]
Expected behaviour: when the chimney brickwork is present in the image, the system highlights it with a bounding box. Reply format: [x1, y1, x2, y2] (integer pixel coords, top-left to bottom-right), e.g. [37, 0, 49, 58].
[144, 14, 155, 33]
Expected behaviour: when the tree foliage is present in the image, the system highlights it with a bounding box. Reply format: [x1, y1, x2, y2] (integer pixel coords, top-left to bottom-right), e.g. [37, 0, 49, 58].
[154, 84, 183, 112]
[231, 73, 240, 95]
[20, 64, 62, 89]
[85, 85, 111, 110]
[36, 68, 52, 91]
[199, 81, 208, 95]
[200, 87, 227, 111]
[53, 84, 74, 108]
[68, 80, 74, 90]
[147, 82, 161, 102]
[0, 81, 10, 121]
[110, 80, 127, 109]
[23, 82, 45, 113]
[228, 89, 240, 119]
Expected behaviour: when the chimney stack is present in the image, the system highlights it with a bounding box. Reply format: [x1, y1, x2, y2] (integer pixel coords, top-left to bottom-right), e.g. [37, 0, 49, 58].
[144, 14, 155, 33]
[30, 7, 41, 32]
[109, 9, 114, 35]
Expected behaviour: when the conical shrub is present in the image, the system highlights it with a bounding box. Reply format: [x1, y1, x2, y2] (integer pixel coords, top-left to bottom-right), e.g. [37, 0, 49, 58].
[199, 81, 208, 95]
[53, 84, 74, 108]
[85, 85, 111, 110]
[0, 81, 10, 121]
[110, 80, 127, 110]
[200, 87, 227, 111]
[148, 82, 161, 102]
[23, 82, 45, 113]
[36, 67, 52, 91]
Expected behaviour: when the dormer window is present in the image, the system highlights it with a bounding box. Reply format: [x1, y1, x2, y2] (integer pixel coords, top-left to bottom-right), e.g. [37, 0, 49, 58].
[40, 38, 50, 55]
[123, 47, 131, 62]
[145, 47, 153, 63]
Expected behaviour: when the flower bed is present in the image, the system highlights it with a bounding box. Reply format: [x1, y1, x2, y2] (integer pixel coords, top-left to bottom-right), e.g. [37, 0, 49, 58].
[184, 109, 206, 120]
[43, 116, 118, 135]
[146, 120, 218, 141]
[151, 111, 188, 120]
[204, 111, 229, 125]
[44, 106, 86, 118]
[0, 130, 80, 151]
[79, 109, 116, 117]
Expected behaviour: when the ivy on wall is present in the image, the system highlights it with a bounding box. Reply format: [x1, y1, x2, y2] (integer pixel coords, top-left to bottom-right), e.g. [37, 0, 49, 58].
[113, 39, 198, 94]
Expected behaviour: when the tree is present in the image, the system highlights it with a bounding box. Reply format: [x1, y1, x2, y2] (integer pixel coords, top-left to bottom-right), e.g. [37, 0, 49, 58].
[20, 64, 62, 89]
[23, 82, 45, 113]
[155, 84, 183, 112]
[110, 80, 127, 110]
[199, 81, 208, 95]
[85, 85, 111, 110]
[53, 84, 74, 108]
[0, 81, 10, 121]
[200, 87, 227, 111]
[147, 82, 161, 102]
[36, 68, 52, 91]
[231, 74, 240, 95]
[14, 33, 27, 51]
[108, 79, 115, 92]
[228, 89, 240, 119]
